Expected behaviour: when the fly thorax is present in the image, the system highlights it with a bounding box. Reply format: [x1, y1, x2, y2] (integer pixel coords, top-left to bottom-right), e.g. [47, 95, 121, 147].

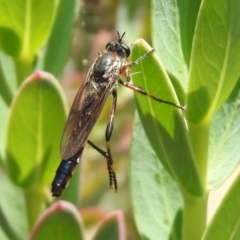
[93, 53, 121, 83]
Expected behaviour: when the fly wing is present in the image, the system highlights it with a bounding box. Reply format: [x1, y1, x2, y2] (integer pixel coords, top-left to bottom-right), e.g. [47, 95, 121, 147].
[60, 75, 114, 160]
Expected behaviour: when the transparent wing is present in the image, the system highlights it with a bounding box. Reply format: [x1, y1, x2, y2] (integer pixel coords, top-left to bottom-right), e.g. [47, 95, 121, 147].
[60, 76, 114, 160]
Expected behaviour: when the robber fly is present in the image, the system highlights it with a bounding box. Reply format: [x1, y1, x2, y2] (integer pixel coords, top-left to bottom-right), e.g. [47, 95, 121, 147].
[51, 32, 185, 197]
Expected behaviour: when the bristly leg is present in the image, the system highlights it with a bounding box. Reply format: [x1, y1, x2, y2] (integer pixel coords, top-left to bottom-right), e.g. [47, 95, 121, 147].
[108, 164, 118, 192]
[129, 48, 155, 67]
[87, 140, 118, 191]
[119, 80, 186, 110]
[119, 48, 186, 111]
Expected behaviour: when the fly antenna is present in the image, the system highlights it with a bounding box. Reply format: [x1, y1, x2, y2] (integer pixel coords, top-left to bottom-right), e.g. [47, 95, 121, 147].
[117, 31, 126, 43]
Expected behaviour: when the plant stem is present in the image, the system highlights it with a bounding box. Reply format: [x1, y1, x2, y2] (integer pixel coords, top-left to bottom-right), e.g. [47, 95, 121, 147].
[14, 54, 34, 86]
[188, 121, 210, 189]
[24, 186, 45, 230]
[183, 121, 210, 239]
[182, 195, 208, 240]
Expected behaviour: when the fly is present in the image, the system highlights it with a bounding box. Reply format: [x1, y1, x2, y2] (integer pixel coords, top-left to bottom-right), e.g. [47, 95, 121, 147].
[51, 32, 185, 197]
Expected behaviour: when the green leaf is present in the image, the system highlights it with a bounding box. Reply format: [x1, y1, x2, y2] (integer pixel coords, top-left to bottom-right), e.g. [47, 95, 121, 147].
[0, 227, 8, 240]
[208, 79, 240, 190]
[0, 172, 28, 240]
[29, 201, 84, 240]
[0, 0, 57, 57]
[0, 96, 9, 166]
[38, 0, 79, 78]
[0, 52, 17, 106]
[130, 115, 183, 240]
[202, 174, 240, 240]
[187, 0, 240, 124]
[131, 39, 204, 197]
[178, 0, 202, 65]
[6, 71, 67, 186]
[93, 210, 126, 240]
[152, 0, 188, 93]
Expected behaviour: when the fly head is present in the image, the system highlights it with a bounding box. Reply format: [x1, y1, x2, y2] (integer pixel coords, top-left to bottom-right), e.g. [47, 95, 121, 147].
[105, 32, 130, 58]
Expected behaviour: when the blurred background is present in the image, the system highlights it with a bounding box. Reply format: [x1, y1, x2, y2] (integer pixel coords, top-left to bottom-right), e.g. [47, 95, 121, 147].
[1, 0, 240, 239]
[0, 0, 154, 239]
[61, 1, 152, 238]
[47, 1, 152, 239]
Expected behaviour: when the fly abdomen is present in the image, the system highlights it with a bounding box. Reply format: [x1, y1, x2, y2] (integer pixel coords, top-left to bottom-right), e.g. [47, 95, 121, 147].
[51, 159, 79, 197]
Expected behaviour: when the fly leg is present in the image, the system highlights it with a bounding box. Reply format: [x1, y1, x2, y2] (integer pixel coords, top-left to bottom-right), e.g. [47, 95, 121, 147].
[120, 49, 155, 81]
[118, 80, 186, 110]
[87, 140, 108, 158]
[128, 48, 155, 67]
[87, 139, 117, 191]
[87, 90, 118, 192]
[119, 49, 186, 110]
[105, 90, 118, 191]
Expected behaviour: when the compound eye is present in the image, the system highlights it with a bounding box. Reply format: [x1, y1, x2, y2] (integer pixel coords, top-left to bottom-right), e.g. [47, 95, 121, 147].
[121, 43, 130, 57]
[106, 42, 114, 51]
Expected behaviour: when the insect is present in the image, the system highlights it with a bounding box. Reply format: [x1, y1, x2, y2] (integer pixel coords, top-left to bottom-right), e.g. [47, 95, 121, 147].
[51, 32, 185, 197]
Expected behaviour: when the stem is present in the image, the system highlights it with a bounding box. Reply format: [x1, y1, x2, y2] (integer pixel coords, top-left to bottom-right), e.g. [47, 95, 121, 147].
[14, 53, 34, 86]
[182, 121, 210, 239]
[24, 186, 45, 230]
[188, 121, 210, 189]
[182, 195, 208, 240]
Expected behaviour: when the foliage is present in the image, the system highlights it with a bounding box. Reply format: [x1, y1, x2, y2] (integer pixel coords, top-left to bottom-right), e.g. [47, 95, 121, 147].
[130, 0, 240, 240]
[0, 0, 240, 240]
[0, 0, 134, 239]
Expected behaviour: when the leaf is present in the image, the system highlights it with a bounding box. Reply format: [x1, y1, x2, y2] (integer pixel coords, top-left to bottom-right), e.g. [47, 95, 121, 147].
[0, 172, 28, 240]
[6, 71, 67, 186]
[0, 0, 57, 57]
[202, 174, 240, 240]
[187, 0, 240, 124]
[38, 0, 79, 78]
[0, 52, 17, 105]
[130, 115, 183, 240]
[208, 78, 240, 190]
[0, 53, 17, 162]
[178, 0, 202, 65]
[131, 39, 204, 197]
[29, 201, 84, 240]
[0, 97, 8, 167]
[93, 210, 126, 240]
[152, 0, 189, 93]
